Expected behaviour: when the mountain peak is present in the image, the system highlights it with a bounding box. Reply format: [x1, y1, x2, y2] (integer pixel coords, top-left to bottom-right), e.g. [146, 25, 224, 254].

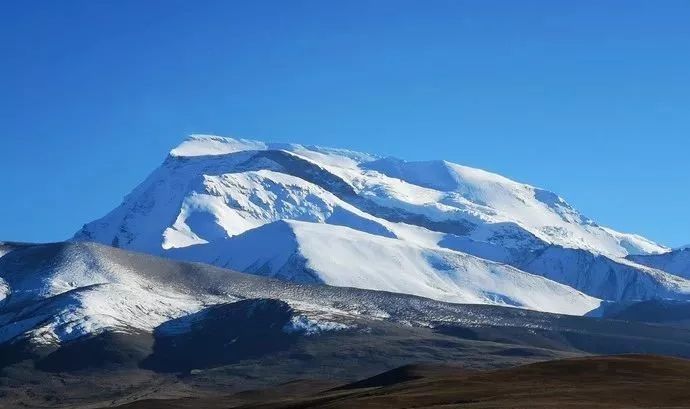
[169, 134, 269, 157]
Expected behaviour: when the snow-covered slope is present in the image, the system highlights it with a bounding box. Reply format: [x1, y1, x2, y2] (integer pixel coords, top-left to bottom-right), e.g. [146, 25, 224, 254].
[515, 246, 690, 301]
[629, 249, 690, 280]
[74, 134, 681, 311]
[0, 242, 206, 345]
[169, 220, 601, 315]
[0, 242, 604, 346]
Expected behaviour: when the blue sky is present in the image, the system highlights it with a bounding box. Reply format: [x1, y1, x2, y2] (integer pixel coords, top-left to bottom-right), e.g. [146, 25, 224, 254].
[1, 0, 688, 247]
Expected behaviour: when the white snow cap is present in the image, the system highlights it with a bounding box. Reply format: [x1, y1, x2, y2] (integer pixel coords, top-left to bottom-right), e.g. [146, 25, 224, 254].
[170, 134, 269, 157]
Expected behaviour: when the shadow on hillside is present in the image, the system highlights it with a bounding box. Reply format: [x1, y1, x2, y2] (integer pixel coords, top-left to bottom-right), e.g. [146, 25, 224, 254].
[140, 298, 300, 373]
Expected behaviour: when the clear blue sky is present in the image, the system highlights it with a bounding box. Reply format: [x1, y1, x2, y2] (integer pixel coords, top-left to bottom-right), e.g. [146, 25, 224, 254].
[1, 0, 688, 247]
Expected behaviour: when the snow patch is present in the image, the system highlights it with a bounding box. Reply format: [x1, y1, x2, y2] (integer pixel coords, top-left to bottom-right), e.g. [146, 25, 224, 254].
[283, 315, 351, 335]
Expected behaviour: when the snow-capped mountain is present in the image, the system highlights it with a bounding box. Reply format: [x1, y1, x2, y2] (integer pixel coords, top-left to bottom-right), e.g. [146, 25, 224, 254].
[74, 135, 684, 312]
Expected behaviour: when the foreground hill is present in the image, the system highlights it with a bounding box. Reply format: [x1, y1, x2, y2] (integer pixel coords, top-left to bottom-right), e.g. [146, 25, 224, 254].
[0, 241, 600, 347]
[4, 242, 690, 407]
[111, 355, 690, 409]
[74, 135, 687, 312]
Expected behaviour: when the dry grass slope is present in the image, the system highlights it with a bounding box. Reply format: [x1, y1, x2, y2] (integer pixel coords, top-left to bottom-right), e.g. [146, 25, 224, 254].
[115, 355, 690, 409]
